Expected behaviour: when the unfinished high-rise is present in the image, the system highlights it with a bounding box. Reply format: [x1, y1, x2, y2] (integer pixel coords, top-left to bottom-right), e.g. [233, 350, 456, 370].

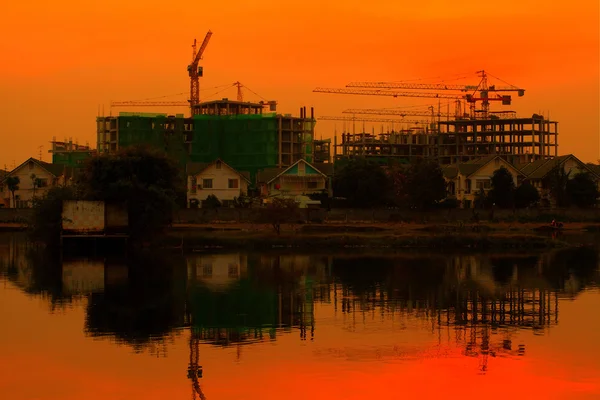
[335, 114, 558, 165]
[97, 99, 316, 179]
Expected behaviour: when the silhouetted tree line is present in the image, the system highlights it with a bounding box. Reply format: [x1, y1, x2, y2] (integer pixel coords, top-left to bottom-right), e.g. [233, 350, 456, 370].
[332, 158, 599, 209]
[29, 145, 183, 246]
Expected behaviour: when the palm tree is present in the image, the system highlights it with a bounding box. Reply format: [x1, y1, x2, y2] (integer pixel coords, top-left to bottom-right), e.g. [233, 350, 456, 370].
[30, 174, 38, 198]
[543, 165, 571, 207]
[6, 176, 20, 208]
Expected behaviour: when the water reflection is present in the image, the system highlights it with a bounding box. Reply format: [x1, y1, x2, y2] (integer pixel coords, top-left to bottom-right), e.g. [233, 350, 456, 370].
[0, 234, 599, 393]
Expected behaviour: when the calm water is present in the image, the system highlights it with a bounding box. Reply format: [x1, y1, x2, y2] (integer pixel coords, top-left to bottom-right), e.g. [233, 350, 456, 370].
[1, 234, 599, 400]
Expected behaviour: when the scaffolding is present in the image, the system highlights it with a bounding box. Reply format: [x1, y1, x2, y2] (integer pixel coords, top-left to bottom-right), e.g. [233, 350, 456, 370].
[334, 115, 558, 165]
[96, 101, 316, 181]
[314, 139, 331, 163]
[49, 137, 95, 167]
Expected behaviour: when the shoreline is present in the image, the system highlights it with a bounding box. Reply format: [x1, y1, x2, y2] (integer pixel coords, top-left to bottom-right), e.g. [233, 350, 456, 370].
[3, 222, 598, 251]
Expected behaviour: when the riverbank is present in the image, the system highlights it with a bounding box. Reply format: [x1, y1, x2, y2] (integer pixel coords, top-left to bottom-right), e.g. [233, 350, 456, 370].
[163, 221, 600, 251]
[3, 221, 598, 251]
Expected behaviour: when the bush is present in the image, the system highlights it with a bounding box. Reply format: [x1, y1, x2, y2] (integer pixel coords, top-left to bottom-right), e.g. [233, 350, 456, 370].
[203, 194, 221, 209]
[29, 186, 78, 245]
[515, 182, 540, 208]
[263, 197, 301, 235]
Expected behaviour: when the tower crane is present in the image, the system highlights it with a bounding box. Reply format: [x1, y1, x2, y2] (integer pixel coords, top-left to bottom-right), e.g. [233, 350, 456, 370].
[342, 108, 517, 120]
[109, 31, 212, 115]
[234, 81, 244, 102]
[313, 87, 461, 100]
[188, 30, 213, 113]
[345, 71, 525, 118]
[319, 116, 429, 124]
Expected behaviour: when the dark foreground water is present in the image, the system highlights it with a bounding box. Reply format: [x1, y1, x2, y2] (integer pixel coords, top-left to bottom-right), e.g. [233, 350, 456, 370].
[1, 235, 599, 400]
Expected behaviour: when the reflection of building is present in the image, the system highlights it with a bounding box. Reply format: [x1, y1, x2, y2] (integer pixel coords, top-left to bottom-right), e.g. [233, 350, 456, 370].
[186, 254, 330, 347]
[61, 259, 105, 295]
[187, 253, 247, 289]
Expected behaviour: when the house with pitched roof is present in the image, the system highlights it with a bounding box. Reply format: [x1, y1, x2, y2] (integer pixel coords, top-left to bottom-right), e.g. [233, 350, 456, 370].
[0, 158, 72, 208]
[514, 154, 600, 205]
[186, 159, 251, 208]
[442, 155, 524, 208]
[256, 159, 333, 198]
[515, 154, 598, 189]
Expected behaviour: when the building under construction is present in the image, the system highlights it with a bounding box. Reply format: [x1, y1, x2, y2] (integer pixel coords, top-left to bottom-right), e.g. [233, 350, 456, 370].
[334, 114, 558, 165]
[97, 99, 316, 179]
[49, 138, 96, 167]
[316, 70, 559, 165]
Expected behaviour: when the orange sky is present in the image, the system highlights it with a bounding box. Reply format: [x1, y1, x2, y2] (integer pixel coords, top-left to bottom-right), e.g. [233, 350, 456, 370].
[0, 0, 598, 166]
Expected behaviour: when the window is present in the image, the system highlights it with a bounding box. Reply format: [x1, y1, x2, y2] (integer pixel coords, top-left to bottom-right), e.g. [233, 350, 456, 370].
[228, 179, 239, 189]
[216, 161, 222, 170]
[202, 264, 213, 278]
[307, 181, 318, 189]
[190, 176, 197, 193]
[202, 179, 213, 189]
[476, 180, 491, 190]
[228, 264, 239, 278]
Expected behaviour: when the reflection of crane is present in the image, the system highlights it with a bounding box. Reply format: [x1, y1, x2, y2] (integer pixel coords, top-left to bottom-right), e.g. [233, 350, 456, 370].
[187, 332, 206, 400]
[345, 71, 525, 118]
[462, 325, 525, 374]
[188, 31, 213, 112]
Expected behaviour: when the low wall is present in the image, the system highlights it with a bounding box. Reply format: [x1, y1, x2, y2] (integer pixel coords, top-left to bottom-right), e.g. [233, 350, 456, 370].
[0, 208, 34, 222]
[174, 207, 600, 224]
[2, 207, 599, 225]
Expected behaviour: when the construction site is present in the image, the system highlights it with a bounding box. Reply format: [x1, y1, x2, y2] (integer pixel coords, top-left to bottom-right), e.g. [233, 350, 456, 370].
[315, 70, 559, 165]
[92, 31, 558, 179]
[98, 31, 320, 180]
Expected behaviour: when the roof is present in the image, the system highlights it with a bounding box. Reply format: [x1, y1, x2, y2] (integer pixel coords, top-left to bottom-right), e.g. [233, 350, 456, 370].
[257, 159, 329, 184]
[587, 164, 600, 176]
[442, 165, 458, 179]
[524, 155, 575, 180]
[186, 162, 210, 176]
[0, 169, 7, 180]
[443, 155, 523, 179]
[1, 158, 66, 182]
[312, 162, 334, 176]
[256, 167, 285, 184]
[185, 159, 251, 183]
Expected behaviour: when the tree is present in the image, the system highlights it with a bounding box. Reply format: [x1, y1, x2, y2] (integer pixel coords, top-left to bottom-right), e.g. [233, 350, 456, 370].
[203, 194, 221, 209]
[404, 159, 446, 209]
[473, 188, 490, 209]
[30, 174, 43, 199]
[488, 167, 515, 208]
[29, 186, 77, 245]
[233, 193, 253, 208]
[333, 158, 389, 208]
[544, 166, 570, 207]
[514, 182, 540, 208]
[566, 172, 598, 208]
[263, 197, 300, 235]
[6, 176, 20, 208]
[386, 165, 409, 207]
[77, 145, 182, 243]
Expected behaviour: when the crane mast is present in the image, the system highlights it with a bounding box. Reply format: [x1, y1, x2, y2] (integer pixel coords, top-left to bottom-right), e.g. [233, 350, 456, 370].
[188, 30, 213, 114]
